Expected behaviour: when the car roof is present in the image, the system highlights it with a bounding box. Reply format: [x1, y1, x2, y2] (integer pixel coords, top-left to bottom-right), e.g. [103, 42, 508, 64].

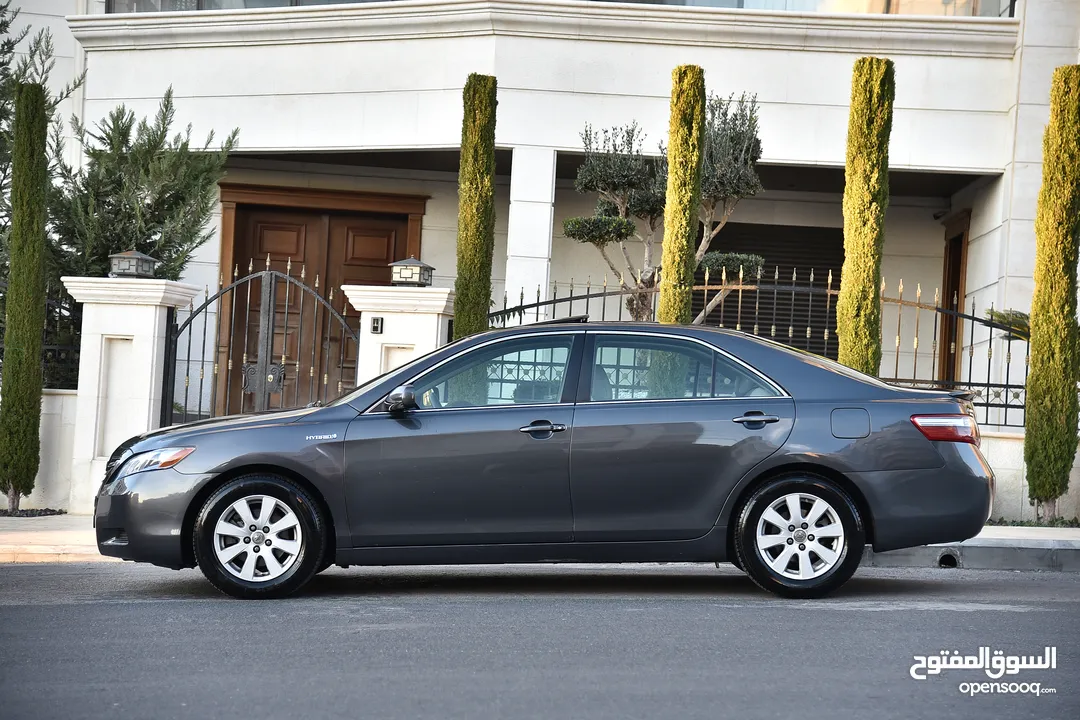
[481, 321, 741, 338]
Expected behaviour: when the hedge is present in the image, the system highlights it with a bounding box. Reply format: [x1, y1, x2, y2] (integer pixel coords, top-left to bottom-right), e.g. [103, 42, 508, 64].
[0, 83, 49, 510]
[1025, 65, 1080, 511]
[657, 65, 706, 325]
[453, 73, 498, 340]
[836, 57, 894, 375]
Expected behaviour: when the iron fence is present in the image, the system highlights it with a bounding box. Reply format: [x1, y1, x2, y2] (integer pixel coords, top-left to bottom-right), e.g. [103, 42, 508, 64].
[489, 267, 1029, 428]
[0, 281, 82, 390]
[877, 279, 1028, 429]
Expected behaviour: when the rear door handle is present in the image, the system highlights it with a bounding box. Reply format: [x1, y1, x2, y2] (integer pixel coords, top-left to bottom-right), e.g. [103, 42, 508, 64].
[519, 422, 567, 433]
[732, 414, 780, 425]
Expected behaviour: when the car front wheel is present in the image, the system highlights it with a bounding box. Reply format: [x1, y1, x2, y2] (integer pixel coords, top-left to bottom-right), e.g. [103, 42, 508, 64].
[734, 475, 864, 599]
[193, 474, 325, 599]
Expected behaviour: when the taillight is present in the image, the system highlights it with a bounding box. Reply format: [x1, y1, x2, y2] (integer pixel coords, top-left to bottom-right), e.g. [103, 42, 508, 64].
[911, 414, 980, 446]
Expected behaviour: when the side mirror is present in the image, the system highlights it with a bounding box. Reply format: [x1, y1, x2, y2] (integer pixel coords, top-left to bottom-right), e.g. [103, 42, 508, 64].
[386, 384, 418, 413]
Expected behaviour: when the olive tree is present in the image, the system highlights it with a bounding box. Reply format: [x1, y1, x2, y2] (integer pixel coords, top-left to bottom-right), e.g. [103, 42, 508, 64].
[564, 93, 764, 322]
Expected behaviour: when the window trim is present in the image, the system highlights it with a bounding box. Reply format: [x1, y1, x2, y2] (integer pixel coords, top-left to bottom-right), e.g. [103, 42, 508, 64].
[363, 330, 586, 415]
[578, 330, 789, 404]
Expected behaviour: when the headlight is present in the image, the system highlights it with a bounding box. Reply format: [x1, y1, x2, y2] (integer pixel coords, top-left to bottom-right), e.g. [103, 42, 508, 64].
[117, 447, 195, 477]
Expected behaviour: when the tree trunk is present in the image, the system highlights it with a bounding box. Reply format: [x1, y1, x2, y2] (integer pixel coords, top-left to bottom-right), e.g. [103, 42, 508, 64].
[1039, 498, 1058, 523]
[626, 290, 654, 322]
[692, 288, 732, 325]
[7, 485, 20, 513]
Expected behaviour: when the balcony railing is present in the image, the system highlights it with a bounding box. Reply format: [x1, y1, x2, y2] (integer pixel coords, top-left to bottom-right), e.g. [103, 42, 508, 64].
[105, 0, 1017, 18]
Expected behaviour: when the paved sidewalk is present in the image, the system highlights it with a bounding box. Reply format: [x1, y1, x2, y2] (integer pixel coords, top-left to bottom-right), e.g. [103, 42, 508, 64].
[0, 514, 109, 563]
[2, 514, 1079, 569]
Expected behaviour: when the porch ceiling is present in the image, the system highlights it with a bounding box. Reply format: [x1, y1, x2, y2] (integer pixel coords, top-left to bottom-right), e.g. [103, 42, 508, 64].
[234, 150, 514, 177]
[233, 150, 989, 199]
[554, 153, 990, 198]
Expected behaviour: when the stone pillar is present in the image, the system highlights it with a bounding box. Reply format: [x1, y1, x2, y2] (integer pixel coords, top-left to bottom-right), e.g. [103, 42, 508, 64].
[62, 277, 200, 514]
[341, 285, 455, 385]
[504, 146, 556, 314]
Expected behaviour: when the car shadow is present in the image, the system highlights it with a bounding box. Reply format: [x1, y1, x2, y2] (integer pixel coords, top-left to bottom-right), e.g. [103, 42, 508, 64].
[295, 565, 950, 600]
[101, 564, 959, 601]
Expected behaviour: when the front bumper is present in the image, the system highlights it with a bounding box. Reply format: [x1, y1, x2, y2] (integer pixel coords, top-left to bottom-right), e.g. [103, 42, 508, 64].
[851, 441, 994, 553]
[95, 467, 211, 570]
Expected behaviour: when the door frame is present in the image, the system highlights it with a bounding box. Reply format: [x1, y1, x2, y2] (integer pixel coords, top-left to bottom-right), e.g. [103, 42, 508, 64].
[217, 183, 429, 283]
[938, 209, 970, 382]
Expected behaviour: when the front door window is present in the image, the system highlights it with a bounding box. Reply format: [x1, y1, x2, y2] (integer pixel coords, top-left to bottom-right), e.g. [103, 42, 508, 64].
[413, 336, 576, 409]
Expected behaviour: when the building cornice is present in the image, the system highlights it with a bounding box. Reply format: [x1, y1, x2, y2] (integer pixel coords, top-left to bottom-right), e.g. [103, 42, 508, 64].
[69, 0, 1018, 59]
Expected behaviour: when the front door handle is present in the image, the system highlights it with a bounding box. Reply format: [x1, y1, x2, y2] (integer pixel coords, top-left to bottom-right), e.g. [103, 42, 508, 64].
[519, 421, 567, 434]
[732, 414, 780, 426]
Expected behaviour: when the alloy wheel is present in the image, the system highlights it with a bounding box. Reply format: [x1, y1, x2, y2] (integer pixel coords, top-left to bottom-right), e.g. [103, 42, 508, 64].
[213, 494, 303, 582]
[754, 492, 845, 581]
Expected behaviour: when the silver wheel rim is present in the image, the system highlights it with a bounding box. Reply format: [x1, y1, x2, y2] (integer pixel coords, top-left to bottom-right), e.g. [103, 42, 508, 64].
[755, 492, 845, 581]
[213, 495, 303, 583]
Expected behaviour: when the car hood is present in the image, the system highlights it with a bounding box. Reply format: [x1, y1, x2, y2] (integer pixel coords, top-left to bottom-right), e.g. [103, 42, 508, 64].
[119, 406, 323, 455]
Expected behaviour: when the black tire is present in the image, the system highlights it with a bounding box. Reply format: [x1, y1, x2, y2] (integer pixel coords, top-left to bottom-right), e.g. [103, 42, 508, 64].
[734, 474, 864, 599]
[729, 554, 744, 572]
[193, 474, 326, 599]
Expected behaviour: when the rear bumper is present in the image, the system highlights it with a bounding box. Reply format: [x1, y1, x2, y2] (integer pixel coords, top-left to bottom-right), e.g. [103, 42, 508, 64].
[94, 468, 210, 570]
[851, 442, 994, 553]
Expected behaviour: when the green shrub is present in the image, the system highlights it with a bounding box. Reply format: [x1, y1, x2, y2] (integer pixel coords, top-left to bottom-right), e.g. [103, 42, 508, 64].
[657, 65, 706, 325]
[836, 57, 894, 375]
[1025, 65, 1080, 520]
[698, 252, 765, 279]
[49, 88, 237, 282]
[453, 73, 497, 339]
[0, 83, 48, 511]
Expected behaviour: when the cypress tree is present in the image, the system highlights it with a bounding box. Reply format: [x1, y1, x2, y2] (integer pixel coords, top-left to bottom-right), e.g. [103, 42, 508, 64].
[1025, 65, 1080, 521]
[453, 73, 497, 339]
[657, 65, 706, 325]
[0, 83, 48, 511]
[836, 56, 894, 374]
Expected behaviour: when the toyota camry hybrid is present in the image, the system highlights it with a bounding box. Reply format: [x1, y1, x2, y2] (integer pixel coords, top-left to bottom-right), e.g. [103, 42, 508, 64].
[95, 322, 993, 599]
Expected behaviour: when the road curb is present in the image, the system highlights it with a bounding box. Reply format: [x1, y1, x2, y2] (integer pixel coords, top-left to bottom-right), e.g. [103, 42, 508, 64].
[864, 538, 1080, 572]
[0, 547, 120, 564]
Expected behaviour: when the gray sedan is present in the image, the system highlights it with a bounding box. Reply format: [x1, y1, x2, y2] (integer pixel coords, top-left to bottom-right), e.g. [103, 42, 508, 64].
[95, 322, 993, 599]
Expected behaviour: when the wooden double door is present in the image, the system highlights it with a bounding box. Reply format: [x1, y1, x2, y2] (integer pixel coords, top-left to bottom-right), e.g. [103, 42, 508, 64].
[218, 207, 410, 414]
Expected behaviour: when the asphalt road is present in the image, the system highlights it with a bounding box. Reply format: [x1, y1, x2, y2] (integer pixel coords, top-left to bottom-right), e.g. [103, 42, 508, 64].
[1, 563, 1077, 720]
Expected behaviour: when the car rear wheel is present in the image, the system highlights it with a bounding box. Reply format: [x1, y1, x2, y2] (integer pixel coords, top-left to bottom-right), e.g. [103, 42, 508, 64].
[193, 474, 325, 599]
[734, 475, 864, 598]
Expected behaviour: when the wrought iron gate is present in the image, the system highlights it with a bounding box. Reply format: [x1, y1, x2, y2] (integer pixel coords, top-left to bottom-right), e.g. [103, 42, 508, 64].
[161, 262, 360, 426]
